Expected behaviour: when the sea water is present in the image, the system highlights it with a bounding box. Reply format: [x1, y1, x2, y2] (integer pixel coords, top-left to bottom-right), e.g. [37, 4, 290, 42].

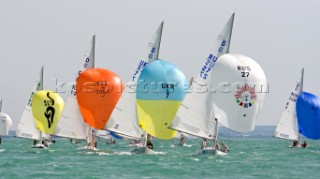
[1, 126, 320, 179]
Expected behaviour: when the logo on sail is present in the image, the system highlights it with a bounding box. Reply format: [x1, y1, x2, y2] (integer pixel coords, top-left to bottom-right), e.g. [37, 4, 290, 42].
[235, 83, 256, 108]
[44, 92, 55, 128]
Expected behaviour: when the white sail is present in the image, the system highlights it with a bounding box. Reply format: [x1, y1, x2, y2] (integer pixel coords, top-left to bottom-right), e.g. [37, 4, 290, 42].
[106, 22, 164, 139]
[170, 14, 235, 139]
[0, 113, 12, 136]
[16, 67, 49, 140]
[274, 69, 303, 140]
[54, 35, 95, 139]
[210, 54, 267, 132]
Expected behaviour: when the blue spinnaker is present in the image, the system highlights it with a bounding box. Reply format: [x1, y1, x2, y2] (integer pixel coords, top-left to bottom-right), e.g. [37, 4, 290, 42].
[296, 92, 320, 140]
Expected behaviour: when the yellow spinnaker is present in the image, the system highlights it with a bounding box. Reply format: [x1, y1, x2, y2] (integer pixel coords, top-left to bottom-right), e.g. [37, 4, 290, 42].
[32, 90, 64, 134]
[137, 99, 182, 140]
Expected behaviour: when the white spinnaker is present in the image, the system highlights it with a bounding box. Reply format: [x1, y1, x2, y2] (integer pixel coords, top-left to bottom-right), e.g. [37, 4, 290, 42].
[0, 113, 12, 136]
[16, 67, 49, 140]
[54, 35, 95, 139]
[211, 54, 267, 132]
[170, 14, 235, 139]
[273, 69, 303, 140]
[106, 22, 163, 139]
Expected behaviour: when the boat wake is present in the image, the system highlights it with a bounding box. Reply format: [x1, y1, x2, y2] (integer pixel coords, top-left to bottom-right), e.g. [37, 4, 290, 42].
[0, 149, 5, 152]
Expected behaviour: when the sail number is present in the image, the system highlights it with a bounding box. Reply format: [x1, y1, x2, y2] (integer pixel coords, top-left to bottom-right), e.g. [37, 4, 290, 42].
[200, 54, 218, 79]
[238, 66, 251, 78]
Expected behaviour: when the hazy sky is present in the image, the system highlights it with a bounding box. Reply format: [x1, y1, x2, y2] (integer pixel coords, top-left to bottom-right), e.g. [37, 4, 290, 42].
[1, 0, 320, 129]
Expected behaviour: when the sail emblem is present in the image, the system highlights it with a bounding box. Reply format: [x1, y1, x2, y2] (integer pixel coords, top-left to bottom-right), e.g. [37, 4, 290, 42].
[235, 83, 256, 108]
[44, 92, 55, 128]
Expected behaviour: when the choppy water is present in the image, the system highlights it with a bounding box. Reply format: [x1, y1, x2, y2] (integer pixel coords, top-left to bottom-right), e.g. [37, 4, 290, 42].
[1, 127, 320, 179]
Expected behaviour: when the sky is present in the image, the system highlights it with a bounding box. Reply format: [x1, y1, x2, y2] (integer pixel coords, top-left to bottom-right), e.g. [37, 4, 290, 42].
[1, 0, 320, 129]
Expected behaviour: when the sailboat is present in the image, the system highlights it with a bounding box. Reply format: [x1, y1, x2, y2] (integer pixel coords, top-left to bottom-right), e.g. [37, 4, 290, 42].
[54, 35, 95, 143]
[16, 66, 50, 146]
[31, 90, 64, 148]
[105, 22, 163, 153]
[274, 68, 320, 146]
[170, 13, 235, 154]
[0, 100, 13, 138]
[76, 68, 124, 149]
[204, 53, 267, 155]
[274, 69, 303, 143]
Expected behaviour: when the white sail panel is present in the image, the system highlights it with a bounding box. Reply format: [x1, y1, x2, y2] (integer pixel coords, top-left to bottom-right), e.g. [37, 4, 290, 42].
[54, 35, 95, 139]
[274, 69, 303, 140]
[170, 14, 235, 139]
[132, 22, 163, 82]
[0, 113, 12, 136]
[211, 54, 267, 132]
[106, 22, 164, 139]
[16, 67, 49, 140]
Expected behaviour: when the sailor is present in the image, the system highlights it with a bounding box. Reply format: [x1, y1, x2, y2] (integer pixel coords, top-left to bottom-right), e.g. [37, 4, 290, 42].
[146, 134, 153, 149]
[201, 138, 207, 149]
[179, 134, 185, 145]
[301, 141, 307, 148]
[292, 140, 300, 147]
[0, 137, 2, 144]
[220, 141, 229, 152]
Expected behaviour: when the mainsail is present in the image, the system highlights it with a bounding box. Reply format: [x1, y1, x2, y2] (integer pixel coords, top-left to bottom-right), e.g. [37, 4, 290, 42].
[54, 35, 95, 139]
[136, 60, 187, 140]
[76, 68, 123, 130]
[296, 91, 320, 140]
[32, 90, 65, 135]
[16, 67, 49, 140]
[274, 69, 303, 141]
[170, 13, 235, 139]
[105, 22, 163, 139]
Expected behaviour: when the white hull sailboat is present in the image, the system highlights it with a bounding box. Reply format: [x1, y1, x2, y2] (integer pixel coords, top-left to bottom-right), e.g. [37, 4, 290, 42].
[274, 69, 303, 145]
[16, 66, 50, 148]
[54, 35, 95, 149]
[105, 22, 164, 154]
[170, 13, 235, 155]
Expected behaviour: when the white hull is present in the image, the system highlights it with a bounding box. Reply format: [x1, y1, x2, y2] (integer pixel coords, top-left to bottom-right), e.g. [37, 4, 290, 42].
[196, 147, 227, 155]
[130, 146, 154, 154]
[32, 144, 47, 149]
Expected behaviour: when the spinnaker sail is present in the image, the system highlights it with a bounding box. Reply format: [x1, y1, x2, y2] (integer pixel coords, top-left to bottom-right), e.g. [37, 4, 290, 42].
[296, 92, 320, 140]
[136, 60, 187, 140]
[32, 90, 64, 135]
[76, 68, 124, 129]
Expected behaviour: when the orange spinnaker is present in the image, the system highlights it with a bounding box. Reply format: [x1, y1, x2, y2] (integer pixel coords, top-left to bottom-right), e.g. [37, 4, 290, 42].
[76, 68, 124, 129]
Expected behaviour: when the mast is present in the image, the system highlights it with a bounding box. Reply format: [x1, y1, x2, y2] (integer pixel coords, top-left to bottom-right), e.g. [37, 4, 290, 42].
[297, 68, 304, 142]
[0, 99, 2, 113]
[213, 118, 219, 149]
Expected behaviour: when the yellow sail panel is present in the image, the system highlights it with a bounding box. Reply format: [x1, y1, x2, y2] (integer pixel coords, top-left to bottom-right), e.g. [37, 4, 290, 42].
[137, 99, 181, 140]
[32, 90, 64, 134]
